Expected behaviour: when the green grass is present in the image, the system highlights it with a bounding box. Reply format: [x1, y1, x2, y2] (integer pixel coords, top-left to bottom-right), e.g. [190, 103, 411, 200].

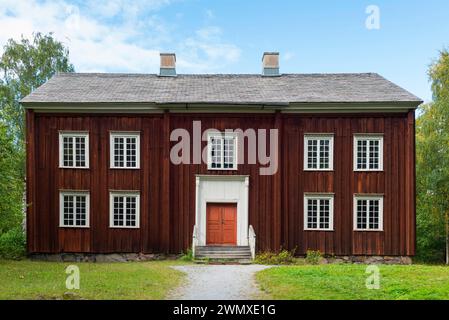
[256, 264, 449, 300]
[0, 259, 186, 300]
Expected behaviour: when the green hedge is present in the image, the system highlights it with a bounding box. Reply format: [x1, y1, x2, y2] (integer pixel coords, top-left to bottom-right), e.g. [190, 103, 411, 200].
[0, 227, 26, 259]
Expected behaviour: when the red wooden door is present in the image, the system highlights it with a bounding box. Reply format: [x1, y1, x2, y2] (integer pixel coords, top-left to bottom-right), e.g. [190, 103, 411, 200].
[206, 203, 237, 245]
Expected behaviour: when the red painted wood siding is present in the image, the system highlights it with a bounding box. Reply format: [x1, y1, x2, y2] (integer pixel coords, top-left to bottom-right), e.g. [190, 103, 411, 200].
[26, 111, 415, 256]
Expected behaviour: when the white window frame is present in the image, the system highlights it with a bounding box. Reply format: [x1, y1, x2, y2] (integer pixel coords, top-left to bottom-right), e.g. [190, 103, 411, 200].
[353, 195, 384, 231]
[59, 131, 89, 169]
[109, 192, 141, 228]
[59, 191, 90, 228]
[207, 132, 238, 170]
[110, 132, 141, 169]
[303, 193, 334, 231]
[303, 134, 334, 171]
[353, 134, 384, 171]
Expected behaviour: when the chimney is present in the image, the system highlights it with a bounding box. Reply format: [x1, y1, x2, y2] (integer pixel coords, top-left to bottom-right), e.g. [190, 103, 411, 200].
[160, 53, 176, 76]
[262, 52, 279, 76]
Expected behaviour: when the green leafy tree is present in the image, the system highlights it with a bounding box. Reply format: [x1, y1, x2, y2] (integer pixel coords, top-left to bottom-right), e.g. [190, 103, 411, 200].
[0, 33, 74, 240]
[0, 123, 23, 234]
[416, 48, 449, 264]
[0, 32, 74, 148]
[429, 49, 449, 100]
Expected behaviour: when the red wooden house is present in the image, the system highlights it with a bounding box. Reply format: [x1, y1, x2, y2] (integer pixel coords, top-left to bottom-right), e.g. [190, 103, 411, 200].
[21, 52, 422, 260]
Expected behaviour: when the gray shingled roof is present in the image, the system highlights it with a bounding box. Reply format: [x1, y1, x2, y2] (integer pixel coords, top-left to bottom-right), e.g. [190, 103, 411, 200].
[21, 72, 422, 105]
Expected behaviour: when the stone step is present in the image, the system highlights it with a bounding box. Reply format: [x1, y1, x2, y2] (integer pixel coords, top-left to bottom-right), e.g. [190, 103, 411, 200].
[196, 253, 251, 257]
[196, 246, 250, 251]
[195, 245, 252, 260]
[196, 250, 251, 254]
[196, 254, 251, 258]
[193, 258, 253, 265]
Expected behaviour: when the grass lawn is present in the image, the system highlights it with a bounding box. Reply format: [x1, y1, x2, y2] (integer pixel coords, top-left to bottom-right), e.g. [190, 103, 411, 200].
[0, 259, 186, 300]
[256, 264, 449, 300]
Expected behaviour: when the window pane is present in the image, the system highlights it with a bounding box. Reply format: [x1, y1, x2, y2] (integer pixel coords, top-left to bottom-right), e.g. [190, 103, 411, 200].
[63, 137, 74, 167]
[63, 195, 74, 226]
[223, 137, 235, 169]
[319, 139, 330, 169]
[62, 194, 87, 227]
[113, 196, 124, 226]
[126, 137, 137, 167]
[307, 199, 318, 229]
[75, 137, 86, 167]
[125, 197, 137, 227]
[210, 136, 222, 168]
[319, 199, 330, 229]
[357, 199, 367, 229]
[75, 195, 87, 226]
[357, 140, 367, 169]
[307, 140, 318, 169]
[114, 137, 125, 167]
[369, 140, 380, 169]
[368, 199, 379, 229]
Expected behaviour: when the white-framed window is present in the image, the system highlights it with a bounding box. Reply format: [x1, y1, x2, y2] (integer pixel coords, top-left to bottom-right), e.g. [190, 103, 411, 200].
[353, 135, 383, 171]
[304, 134, 334, 170]
[353, 195, 383, 231]
[59, 132, 89, 168]
[304, 194, 334, 231]
[110, 132, 140, 169]
[109, 192, 140, 228]
[207, 132, 237, 170]
[59, 191, 90, 227]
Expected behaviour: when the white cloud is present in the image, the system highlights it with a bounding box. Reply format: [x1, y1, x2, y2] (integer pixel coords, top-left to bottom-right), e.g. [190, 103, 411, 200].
[0, 0, 241, 74]
[176, 26, 241, 73]
[284, 51, 295, 62]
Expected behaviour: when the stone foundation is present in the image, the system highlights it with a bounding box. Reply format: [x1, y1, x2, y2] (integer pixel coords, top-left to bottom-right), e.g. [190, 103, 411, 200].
[320, 255, 413, 265]
[28, 253, 413, 265]
[28, 252, 181, 262]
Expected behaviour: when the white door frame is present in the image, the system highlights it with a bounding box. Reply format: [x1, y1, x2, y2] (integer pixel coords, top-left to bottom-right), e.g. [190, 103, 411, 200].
[195, 175, 249, 246]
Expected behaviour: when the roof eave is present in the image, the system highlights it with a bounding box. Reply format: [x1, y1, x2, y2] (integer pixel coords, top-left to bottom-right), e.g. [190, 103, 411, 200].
[20, 100, 423, 113]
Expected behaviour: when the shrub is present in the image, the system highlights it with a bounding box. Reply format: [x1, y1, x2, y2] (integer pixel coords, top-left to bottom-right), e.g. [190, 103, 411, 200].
[179, 248, 193, 261]
[305, 249, 322, 265]
[255, 249, 295, 265]
[0, 227, 26, 259]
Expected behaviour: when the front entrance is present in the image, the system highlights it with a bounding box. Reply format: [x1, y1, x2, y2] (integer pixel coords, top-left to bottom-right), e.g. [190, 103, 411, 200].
[206, 203, 237, 245]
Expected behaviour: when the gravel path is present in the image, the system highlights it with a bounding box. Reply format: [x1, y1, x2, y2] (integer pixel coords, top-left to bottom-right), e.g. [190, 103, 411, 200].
[168, 265, 271, 300]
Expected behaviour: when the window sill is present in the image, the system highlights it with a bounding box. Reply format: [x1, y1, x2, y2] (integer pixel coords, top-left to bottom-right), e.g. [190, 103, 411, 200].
[353, 229, 384, 232]
[304, 229, 334, 232]
[109, 226, 140, 229]
[59, 166, 90, 170]
[59, 225, 90, 228]
[109, 167, 141, 170]
[303, 169, 334, 172]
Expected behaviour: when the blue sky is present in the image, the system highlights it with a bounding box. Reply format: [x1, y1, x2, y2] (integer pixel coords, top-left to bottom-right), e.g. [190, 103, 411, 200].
[1, 0, 448, 102]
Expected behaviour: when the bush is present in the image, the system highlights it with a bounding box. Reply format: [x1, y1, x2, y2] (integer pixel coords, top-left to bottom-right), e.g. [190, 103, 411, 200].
[0, 227, 26, 259]
[305, 249, 322, 265]
[179, 248, 193, 261]
[255, 249, 295, 265]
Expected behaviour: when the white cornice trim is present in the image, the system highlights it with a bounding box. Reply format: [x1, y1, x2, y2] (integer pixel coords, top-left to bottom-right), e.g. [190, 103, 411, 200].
[23, 101, 420, 113]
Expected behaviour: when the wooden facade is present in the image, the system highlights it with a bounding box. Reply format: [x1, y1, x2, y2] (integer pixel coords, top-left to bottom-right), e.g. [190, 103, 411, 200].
[26, 110, 416, 256]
